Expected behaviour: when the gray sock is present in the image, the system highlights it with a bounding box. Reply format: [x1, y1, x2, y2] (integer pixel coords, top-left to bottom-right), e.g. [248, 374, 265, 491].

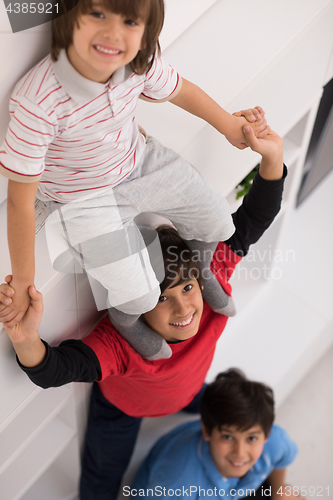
[108, 307, 172, 360]
[185, 240, 236, 317]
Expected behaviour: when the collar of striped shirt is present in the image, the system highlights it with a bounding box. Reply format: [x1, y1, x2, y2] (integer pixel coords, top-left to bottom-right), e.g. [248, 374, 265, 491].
[52, 49, 133, 104]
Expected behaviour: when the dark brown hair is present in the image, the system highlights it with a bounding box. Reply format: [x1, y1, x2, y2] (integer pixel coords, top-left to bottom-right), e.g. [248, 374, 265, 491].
[156, 225, 203, 294]
[51, 0, 164, 74]
[200, 369, 275, 437]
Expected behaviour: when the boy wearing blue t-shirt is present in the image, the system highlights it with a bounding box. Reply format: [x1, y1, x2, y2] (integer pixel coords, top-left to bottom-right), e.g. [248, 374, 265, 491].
[132, 369, 303, 500]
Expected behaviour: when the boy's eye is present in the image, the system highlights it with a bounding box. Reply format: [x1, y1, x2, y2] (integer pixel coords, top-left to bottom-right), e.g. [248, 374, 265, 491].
[183, 284, 193, 293]
[247, 436, 258, 443]
[124, 19, 138, 26]
[158, 295, 167, 303]
[91, 11, 105, 19]
[221, 434, 232, 441]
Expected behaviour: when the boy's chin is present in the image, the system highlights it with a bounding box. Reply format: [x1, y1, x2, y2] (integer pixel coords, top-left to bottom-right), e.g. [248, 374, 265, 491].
[171, 327, 199, 342]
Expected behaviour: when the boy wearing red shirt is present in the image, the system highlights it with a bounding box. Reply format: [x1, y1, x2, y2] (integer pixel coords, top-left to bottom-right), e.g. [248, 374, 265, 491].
[1, 126, 285, 499]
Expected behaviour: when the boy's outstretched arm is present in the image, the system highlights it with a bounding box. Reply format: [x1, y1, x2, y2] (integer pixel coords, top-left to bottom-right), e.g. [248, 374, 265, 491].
[1, 277, 46, 368]
[268, 468, 305, 500]
[169, 78, 268, 149]
[242, 125, 284, 176]
[0, 275, 101, 386]
[225, 126, 285, 256]
[0, 180, 39, 327]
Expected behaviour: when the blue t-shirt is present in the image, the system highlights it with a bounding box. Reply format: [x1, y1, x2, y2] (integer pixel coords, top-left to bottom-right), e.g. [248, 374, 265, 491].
[130, 421, 298, 499]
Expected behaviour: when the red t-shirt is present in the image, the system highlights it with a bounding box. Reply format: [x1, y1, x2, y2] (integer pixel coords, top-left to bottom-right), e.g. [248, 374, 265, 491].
[82, 242, 241, 418]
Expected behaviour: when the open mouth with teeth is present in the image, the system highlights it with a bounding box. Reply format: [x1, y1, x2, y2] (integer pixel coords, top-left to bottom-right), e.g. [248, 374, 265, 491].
[93, 44, 122, 55]
[169, 313, 195, 329]
[228, 459, 249, 469]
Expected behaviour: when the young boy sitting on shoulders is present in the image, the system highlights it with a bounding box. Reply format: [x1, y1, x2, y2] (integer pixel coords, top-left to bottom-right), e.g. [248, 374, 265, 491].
[0, 0, 269, 361]
[131, 369, 303, 500]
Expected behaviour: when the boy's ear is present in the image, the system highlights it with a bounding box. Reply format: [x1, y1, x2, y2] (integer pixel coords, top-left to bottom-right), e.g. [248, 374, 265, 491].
[201, 420, 210, 442]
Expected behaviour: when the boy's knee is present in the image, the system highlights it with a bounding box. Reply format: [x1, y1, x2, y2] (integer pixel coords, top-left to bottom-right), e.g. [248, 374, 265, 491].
[112, 286, 160, 316]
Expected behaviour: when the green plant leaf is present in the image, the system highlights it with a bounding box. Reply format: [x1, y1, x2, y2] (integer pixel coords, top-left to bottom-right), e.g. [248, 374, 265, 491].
[235, 164, 260, 200]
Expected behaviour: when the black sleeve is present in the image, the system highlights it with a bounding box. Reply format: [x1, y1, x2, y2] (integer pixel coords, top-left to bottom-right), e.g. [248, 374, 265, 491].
[17, 339, 101, 388]
[225, 165, 287, 256]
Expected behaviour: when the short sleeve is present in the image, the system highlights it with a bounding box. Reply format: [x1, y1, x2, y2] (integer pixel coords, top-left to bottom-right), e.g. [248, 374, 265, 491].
[82, 318, 128, 380]
[265, 424, 298, 470]
[0, 96, 57, 183]
[140, 56, 182, 103]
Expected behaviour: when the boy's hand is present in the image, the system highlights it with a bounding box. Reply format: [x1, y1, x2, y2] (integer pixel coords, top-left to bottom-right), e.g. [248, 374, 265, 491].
[0, 279, 31, 328]
[228, 106, 269, 149]
[234, 106, 265, 124]
[1, 275, 46, 368]
[0, 276, 14, 308]
[242, 125, 284, 181]
[1, 275, 43, 344]
[242, 125, 283, 163]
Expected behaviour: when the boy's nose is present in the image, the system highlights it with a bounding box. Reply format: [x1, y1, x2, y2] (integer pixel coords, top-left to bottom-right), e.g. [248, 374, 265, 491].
[232, 441, 245, 458]
[102, 18, 122, 39]
[174, 299, 190, 317]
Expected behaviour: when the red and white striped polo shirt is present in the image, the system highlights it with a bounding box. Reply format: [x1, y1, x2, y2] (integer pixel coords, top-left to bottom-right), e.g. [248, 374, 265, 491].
[0, 50, 182, 202]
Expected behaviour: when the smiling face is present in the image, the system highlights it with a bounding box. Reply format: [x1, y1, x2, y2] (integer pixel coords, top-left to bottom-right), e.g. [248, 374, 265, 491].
[67, 2, 145, 83]
[143, 278, 204, 343]
[202, 423, 267, 478]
